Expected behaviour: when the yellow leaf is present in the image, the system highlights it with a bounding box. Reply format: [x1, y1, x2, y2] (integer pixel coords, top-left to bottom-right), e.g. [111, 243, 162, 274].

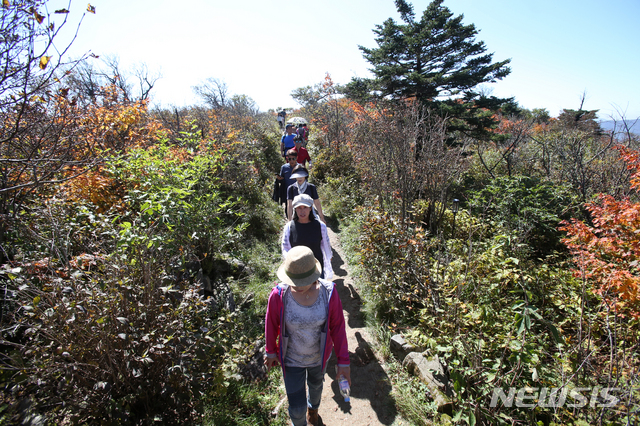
[39, 56, 51, 70]
[87, 4, 95, 13]
[3, 0, 10, 8]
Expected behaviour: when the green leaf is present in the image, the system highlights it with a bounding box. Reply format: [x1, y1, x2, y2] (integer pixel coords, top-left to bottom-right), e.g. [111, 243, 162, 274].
[540, 319, 562, 343]
[469, 411, 476, 426]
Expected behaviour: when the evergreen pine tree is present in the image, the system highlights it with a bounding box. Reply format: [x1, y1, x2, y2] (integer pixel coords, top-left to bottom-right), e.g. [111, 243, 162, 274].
[344, 0, 512, 139]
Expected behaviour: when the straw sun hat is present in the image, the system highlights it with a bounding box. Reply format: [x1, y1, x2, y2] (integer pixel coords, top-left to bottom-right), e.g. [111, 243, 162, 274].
[277, 246, 322, 287]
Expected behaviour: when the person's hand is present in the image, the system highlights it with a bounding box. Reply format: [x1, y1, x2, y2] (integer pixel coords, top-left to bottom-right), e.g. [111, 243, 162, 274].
[336, 365, 351, 386]
[275, 175, 283, 180]
[264, 355, 279, 371]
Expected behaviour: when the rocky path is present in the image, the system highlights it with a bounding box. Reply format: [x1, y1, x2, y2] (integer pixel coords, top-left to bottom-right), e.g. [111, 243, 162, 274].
[312, 226, 408, 426]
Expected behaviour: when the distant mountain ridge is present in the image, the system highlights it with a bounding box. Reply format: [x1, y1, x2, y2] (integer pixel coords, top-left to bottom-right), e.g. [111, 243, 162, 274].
[599, 119, 640, 135]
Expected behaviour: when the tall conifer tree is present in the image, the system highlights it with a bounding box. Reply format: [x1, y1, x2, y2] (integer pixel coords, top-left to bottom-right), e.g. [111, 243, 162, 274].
[344, 0, 512, 139]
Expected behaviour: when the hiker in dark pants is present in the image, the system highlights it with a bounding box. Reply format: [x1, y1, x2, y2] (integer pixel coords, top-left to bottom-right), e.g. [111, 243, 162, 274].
[275, 150, 299, 218]
[286, 166, 325, 223]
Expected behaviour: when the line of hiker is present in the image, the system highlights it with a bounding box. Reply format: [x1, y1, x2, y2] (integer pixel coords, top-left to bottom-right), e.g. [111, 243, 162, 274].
[268, 115, 350, 426]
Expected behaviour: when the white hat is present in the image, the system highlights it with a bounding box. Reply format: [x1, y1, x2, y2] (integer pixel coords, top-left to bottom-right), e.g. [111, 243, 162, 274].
[277, 246, 322, 287]
[292, 194, 314, 209]
[290, 167, 309, 179]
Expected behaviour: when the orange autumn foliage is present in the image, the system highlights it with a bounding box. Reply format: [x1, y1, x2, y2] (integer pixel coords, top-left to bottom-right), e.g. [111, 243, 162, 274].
[491, 116, 530, 136]
[62, 167, 127, 214]
[561, 146, 640, 317]
[80, 85, 163, 153]
[62, 86, 164, 211]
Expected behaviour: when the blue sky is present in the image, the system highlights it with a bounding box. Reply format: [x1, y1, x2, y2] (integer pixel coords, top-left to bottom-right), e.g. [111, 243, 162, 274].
[47, 0, 640, 119]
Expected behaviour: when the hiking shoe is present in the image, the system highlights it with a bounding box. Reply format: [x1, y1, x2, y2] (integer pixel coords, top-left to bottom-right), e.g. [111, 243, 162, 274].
[307, 408, 319, 426]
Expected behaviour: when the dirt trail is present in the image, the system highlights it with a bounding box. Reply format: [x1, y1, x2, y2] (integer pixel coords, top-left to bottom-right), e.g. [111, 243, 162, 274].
[311, 226, 407, 426]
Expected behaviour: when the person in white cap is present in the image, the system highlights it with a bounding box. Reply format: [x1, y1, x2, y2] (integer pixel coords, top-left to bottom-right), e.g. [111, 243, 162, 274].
[264, 245, 350, 426]
[282, 194, 333, 280]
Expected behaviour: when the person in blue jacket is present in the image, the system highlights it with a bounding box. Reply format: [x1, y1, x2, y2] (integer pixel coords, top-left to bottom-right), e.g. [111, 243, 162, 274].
[280, 124, 296, 158]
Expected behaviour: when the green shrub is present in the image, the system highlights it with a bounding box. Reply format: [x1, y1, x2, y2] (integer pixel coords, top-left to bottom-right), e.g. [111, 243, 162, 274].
[311, 145, 366, 220]
[1, 255, 236, 424]
[358, 211, 441, 325]
[467, 175, 581, 257]
[0, 138, 281, 423]
[354, 199, 636, 424]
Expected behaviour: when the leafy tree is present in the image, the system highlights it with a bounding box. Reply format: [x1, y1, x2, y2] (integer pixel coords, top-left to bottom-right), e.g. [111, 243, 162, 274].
[555, 107, 602, 135]
[66, 55, 160, 104]
[561, 146, 640, 317]
[347, 100, 462, 229]
[193, 77, 231, 110]
[344, 0, 511, 139]
[552, 93, 603, 135]
[292, 74, 350, 149]
[0, 1, 94, 262]
[523, 107, 551, 124]
[291, 81, 328, 109]
[227, 94, 260, 117]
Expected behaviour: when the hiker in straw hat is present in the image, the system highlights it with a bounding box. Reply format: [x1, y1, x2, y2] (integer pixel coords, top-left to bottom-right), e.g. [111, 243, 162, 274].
[264, 246, 350, 426]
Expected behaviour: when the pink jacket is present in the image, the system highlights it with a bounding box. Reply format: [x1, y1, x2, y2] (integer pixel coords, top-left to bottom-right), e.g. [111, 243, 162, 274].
[265, 279, 350, 376]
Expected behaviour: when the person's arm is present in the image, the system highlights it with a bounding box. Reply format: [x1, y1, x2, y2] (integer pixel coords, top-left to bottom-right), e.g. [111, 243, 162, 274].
[287, 199, 293, 221]
[301, 149, 311, 169]
[281, 222, 292, 257]
[319, 222, 333, 280]
[280, 140, 285, 156]
[265, 355, 279, 370]
[314, 198, 325, 223]
[328, 286, 350, 384]
[264, 287, 282, 370]
[336, 365, 351, 386]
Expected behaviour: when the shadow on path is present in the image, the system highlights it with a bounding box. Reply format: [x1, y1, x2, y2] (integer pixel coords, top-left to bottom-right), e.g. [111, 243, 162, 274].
[331, 248, 364, 329]
[322, 225, 399, 425]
